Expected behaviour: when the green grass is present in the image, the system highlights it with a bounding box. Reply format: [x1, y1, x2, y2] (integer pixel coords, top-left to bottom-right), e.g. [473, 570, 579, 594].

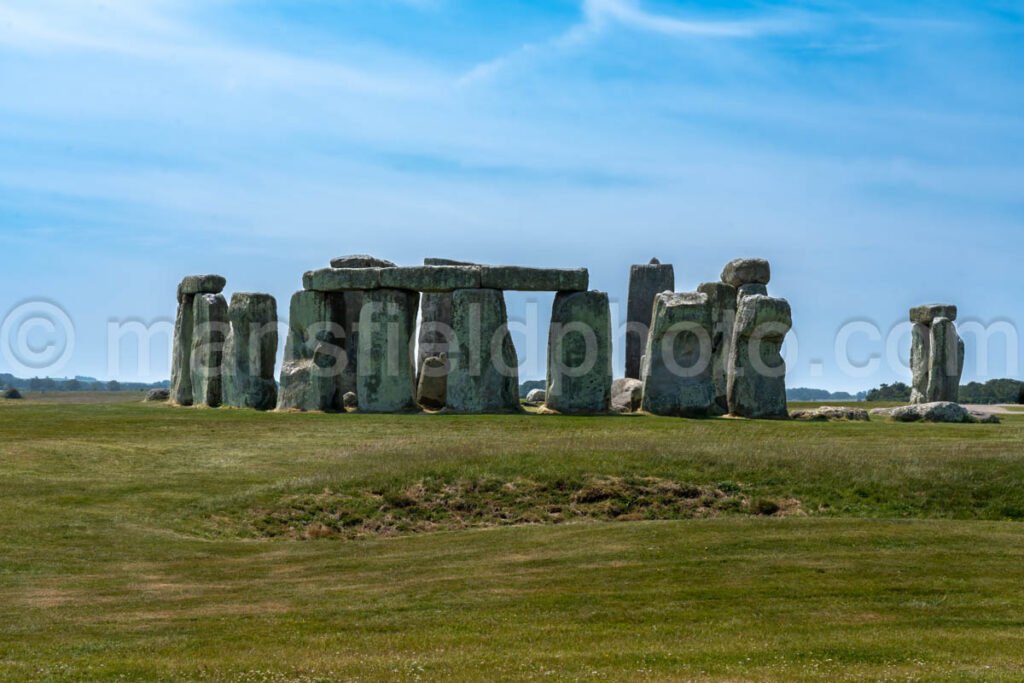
[2, 395, 1023, 680]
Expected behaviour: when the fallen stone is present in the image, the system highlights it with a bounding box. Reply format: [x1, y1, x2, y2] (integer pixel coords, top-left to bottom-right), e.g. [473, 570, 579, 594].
[970, 411, 1001, 424]
[145, 388, 170, 402]
[342, 391, 358, 410]
[727, 295, 792, 419]
[790, 406, 870, 421]
[526, 388, 546, 404]
[378, 265, 482, 292]
[190, 293, 229, 407]
[416, 355, 449, 411]
[479, 266, 588, 292]
[626, 260, 675, 380]
[447, 288, 521, 413]
[640, 292, 716, 417]
[888, 402, 973, 423]
[357, 288, 419, 413]
[223, 293, 278, 410]
[546, 290, 612, 414]
[910, 304, 958, 324]
[277, 290, 348, 412]
[697, 282, 738, 414]
[177, 274, 227, 302]
[329, 255, 396, 269]
[3, 388, 23, 400]
[611, 378, 643, 413]
[721, 258, 771, 288]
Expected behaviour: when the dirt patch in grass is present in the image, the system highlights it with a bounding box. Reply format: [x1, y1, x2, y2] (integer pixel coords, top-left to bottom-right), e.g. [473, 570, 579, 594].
[207, 476, 801, 540]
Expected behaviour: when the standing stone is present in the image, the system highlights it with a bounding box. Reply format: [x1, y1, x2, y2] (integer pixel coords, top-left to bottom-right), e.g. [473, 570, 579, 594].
[910, 323, 931, 404]
[697, 282, 738, 414]
[726, 295, 792, 419]
[171, 294, 196, 405]
[416, 354, 449, 411]
[277, 291, 347, 412]
[640, 292, 715, 417]
[190, 293, 228, 407]
[546, 290, 612, 414]
[447, 288, 521, 413]
[417, 258, 476, 372]
[172, 275, 226, 406]
[223, 293, 278, 410]
[909, 305, 963, 405]
[927, 317, 964, 403]
[357, 288, 419, 413]
[626, 259, 675, 379]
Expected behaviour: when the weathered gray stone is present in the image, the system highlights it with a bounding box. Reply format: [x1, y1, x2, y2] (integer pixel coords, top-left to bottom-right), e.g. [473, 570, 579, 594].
[926, 317, 963, 403]
[726, 295, 791, 419]
[3, 388, 23, 400]
[379, 266, 482, 292]
[357, 288, 419, 413]
[145, 388, 170, 402]
[417, 258, 477, 372]
[171, 293, 196, 405]
[611, 378, 643, 413]
[790, 406, 870, 421]
[640, 292, 715, 417]
[190, 293, 228, 407]
[910, 322, 931, 404]
[416, 355, 448, 411]
[721, 258, 771, 288]
[479, 266, 588, 292]
[304, 268, 382, 292]
[890, 402, 972, 423]
[277, 290, 348, 412]
[177, 274, 226, 302]
[546, 290, 612, 414]
[447, 288, 521, 413]
[223, 293, 278, 410]
[910, 304, 958, 325]
[626, 260, 675, 379]
[526, 388, 546, 404]
[277, 342, 345, 412]
[737, 283, 768, 300]
[697, 282, 738, 414]
[329, 255, 396, 269]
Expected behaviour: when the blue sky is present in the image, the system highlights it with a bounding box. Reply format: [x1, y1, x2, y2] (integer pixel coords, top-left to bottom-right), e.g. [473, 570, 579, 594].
[1, 0, 1022, 389]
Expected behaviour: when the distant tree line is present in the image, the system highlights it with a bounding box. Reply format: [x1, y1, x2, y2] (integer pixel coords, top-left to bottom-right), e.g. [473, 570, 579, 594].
[0, 373, 169, 393]
[864, 379, 1024, 404]
[787, 387, 866, 402]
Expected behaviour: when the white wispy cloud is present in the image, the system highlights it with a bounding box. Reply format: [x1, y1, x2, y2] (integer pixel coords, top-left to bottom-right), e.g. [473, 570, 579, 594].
[0, 0, 442, 96]
[459, 0, 810, 85]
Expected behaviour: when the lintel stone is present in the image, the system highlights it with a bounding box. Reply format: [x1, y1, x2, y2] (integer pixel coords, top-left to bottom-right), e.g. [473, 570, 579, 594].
[479, 266, 588, 292]
[304, 268, 382, 292]
[379, 265, 482, 292]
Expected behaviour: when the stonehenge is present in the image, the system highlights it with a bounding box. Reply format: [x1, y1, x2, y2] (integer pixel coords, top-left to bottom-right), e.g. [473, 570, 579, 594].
[910, 304, 964, 404]
[636, 258, 791, 419]
[626, 259, 675, 379]
[170, 255, 797, 419]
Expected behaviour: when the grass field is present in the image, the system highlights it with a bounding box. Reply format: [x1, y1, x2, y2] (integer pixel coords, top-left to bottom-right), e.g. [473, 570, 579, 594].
[2, 393, 1023, 681]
